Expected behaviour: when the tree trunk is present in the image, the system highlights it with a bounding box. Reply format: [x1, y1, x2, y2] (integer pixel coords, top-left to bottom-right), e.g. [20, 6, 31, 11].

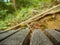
[11, 0, 17, 14]
[51, 0, 59, 6]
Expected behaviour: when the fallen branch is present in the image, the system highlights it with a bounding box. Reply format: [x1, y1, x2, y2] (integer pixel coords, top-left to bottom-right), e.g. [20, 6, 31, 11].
[6, 4, 60, 30]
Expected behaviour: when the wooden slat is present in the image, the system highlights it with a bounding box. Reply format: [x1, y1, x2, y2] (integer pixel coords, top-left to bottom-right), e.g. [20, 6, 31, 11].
[0, 30, 19, 42]
[0, 30, 9, 34]
[0, 28, 30, 45]
[45, 29, 60, 45]
[55, 29, 60, 32]
[30, 29, 53, 45]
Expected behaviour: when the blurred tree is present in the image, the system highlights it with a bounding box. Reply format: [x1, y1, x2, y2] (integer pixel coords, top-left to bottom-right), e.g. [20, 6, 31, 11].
[51, 0, 60, 6]
[11, 0, 17, 12]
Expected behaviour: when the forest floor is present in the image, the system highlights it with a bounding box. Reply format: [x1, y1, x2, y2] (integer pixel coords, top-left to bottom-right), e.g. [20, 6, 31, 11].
[1, 5, 60, 31]
[29, 10, 60, 30]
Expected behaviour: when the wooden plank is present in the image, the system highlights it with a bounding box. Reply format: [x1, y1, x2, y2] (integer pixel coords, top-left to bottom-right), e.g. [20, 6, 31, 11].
[0, 28, 30, 45]
[55, 29, 60, 32]
[0, 30, 10, 34]
[30, 29, 53, 45]
[0, 30, 19, 42]
[45, 29, 60, 45]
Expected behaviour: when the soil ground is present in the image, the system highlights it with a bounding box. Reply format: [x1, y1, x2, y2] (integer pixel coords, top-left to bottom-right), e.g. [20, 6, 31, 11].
[29, 12, 60, 30]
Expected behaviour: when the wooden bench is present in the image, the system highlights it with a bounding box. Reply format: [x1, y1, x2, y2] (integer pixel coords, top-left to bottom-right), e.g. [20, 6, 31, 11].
[30, 29, 53, 45]
[55, 29, 60, 32]
[0, 28, 30, 45]
[0, 30, 20, 42]
[45, 29, 60, 45]
[0, 30, 9, 34]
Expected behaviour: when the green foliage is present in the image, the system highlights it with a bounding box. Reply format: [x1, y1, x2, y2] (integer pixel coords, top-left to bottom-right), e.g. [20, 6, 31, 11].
[17, 7, 33, 21]
[0, 0, 58, 30]
[0, 10, 8, 21]
[16, 0, 51, 8]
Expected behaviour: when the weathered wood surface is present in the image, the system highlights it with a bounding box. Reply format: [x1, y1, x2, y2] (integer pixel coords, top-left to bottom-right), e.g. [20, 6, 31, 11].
[55, 29, 60, 32]
[45, 29, 60, 45]
[0, 28, 60, 45]
[30, 29, 53, 45]
[0, 30, 9, 34]
[0, 28, 30, 45]
[0, 30, 19, 42]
